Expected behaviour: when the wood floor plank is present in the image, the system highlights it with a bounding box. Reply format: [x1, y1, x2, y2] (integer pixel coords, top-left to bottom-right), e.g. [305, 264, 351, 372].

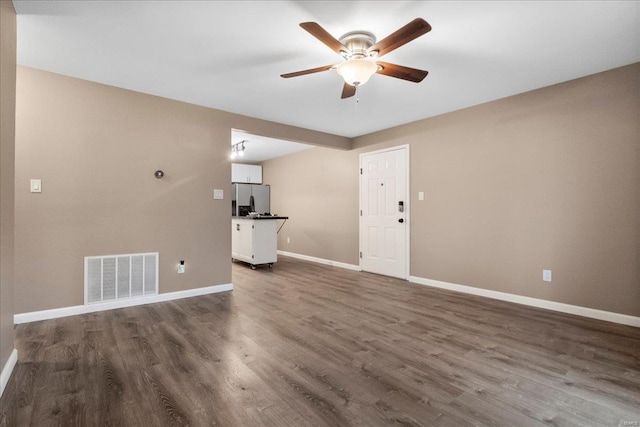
[1, 255, 639, 426]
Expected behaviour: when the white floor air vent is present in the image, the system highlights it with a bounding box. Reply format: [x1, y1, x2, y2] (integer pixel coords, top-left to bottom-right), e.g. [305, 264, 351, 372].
[84, 252, 158, 304]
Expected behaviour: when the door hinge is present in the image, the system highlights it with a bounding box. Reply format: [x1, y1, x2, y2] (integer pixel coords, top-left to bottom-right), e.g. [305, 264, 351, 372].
[360, 168, 362, 174]
[252, 255, 254, 259]
[360, 210, 362, 216]
[359, 251, 362, 259]
[252, 225, 255, 229]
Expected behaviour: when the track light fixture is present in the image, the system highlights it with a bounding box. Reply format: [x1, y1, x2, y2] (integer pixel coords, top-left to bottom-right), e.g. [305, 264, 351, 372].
[230, 140, 246, 160]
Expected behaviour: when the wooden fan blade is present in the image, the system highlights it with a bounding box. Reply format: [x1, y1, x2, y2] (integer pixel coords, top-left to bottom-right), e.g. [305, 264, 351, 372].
[376, 61, 428, 82]
[280, 64, 334, 78]
[341, 82, 356, 99]
[300, 22, 350, 56]
[367, 18, 431, 57]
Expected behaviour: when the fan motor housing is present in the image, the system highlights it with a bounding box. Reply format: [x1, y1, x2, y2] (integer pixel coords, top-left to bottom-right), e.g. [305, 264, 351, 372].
[339, 31, 376, 58]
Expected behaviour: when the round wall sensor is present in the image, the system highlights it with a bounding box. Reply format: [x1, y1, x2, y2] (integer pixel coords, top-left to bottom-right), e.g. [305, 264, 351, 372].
[154, 170, 164, 179]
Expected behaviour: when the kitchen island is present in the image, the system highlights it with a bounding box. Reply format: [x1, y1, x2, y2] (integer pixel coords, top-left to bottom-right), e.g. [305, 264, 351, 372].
[232, 216, 288, 269]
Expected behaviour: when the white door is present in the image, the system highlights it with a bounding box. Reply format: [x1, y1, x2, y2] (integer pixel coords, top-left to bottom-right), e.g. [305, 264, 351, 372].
[360, 146, 408, 279]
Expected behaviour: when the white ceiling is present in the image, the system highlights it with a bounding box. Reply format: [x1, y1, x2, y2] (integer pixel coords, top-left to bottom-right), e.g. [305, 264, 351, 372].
[13, 1, 640, 138]
[231, 130, 313, 163]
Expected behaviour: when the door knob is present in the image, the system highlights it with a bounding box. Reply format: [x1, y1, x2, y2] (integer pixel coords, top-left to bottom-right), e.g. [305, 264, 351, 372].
[398, 218, 404, 223]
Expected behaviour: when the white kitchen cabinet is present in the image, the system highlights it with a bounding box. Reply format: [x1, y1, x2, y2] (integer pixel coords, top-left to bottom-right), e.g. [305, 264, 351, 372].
[232, 218, 277, 268]
[232, 163, 262, 184]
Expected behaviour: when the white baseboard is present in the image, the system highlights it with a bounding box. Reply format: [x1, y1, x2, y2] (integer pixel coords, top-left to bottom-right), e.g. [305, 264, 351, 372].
[409, 276, 640, 328]
[278, 250, 361, 271]
[14, 283, 234, 324]
[0, 349, 18, 399]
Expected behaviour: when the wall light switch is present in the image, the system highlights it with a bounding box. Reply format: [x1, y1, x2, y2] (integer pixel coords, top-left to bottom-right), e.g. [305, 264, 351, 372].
[30, 179, 42, 193]
[213, 189, 224, 199]
[418, 191, 424, 201]
[543, 270, 552, 282]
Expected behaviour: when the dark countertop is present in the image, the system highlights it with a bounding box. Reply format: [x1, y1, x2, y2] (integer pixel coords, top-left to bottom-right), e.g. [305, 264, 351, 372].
[233, 216, 289, 220]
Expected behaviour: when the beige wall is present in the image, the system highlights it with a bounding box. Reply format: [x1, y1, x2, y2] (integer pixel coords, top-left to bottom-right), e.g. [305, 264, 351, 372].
[14, 66, 349, 314]
[263, 63, 640, 317]
[264, 148, 360, 264]
[0, 0, 17, 369]
[11, 59, 640, 317]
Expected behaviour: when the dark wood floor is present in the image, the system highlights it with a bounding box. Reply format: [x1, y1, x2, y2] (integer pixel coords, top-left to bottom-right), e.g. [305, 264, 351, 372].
[1, 256, 639, 426]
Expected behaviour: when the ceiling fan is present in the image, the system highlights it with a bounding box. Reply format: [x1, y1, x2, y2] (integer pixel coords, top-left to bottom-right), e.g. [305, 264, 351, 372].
[281, 18, 432, 99]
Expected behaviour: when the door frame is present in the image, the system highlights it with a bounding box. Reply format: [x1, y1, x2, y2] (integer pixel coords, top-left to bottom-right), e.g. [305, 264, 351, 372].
[359, 144, 410, 279]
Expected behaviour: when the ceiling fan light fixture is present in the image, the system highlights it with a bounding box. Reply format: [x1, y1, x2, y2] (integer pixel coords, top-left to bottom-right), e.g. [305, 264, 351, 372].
[282, 19, 431, 98]
[336, 59, 378, 87]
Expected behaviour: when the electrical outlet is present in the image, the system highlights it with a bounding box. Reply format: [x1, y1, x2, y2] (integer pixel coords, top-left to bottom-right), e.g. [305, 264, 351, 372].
[543, 270, 552, 282]
[287, 237, 290, 244]
[178, 260, 185, 274]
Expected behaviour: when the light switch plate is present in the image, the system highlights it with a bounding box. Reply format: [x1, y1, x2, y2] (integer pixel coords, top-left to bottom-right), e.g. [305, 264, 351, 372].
[213, 189, 224, 199]
[543, 270, 552, 282]
[30, 179, 42, 193]
[418, 191, 424, 201]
